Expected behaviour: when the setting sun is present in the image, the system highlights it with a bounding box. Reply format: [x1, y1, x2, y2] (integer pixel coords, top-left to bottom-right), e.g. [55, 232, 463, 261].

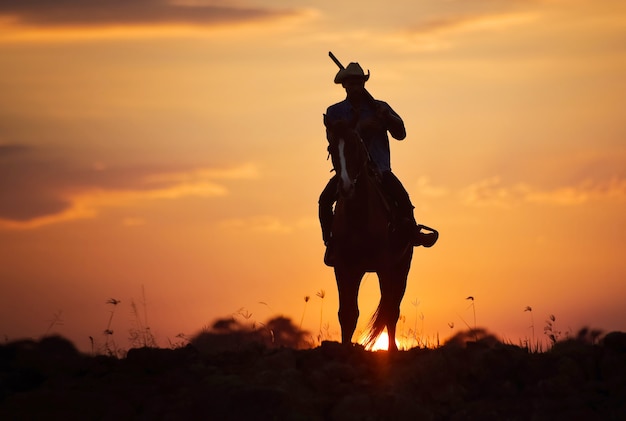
[363, 332, 398, 352]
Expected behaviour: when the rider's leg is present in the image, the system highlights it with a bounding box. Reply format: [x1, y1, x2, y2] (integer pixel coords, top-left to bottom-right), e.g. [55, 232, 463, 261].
[380, 171, 416, 223]
[318, 175, 338, 245]
[381, 172, 438, 247]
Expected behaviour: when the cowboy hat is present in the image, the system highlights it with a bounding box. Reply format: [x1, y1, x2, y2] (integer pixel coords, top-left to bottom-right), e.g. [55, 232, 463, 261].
[334, 62, 370, 84]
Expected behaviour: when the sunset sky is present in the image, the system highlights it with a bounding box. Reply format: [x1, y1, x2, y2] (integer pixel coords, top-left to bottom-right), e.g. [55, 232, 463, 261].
[1, 0, 625, 352]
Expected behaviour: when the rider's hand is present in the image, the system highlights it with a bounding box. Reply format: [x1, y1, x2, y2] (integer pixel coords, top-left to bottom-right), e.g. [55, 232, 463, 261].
[375, 104, 391, 124]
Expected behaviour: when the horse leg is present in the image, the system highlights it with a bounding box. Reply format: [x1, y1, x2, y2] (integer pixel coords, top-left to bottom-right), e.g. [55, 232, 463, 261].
[379, 252, 412, 351]
[334, 265, 365, 345]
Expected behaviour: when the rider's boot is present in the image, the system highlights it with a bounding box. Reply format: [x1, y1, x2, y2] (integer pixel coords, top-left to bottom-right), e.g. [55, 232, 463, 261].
[399, 211, 438, 248]
[323, 235, 336, 267]
[320, 214, 336, 266]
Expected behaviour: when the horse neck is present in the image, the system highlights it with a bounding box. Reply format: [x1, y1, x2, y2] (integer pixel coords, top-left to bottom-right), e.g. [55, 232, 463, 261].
[339, 168, 388, 232]
[356, 169, 386, 214]
[334, 133, 368, 191]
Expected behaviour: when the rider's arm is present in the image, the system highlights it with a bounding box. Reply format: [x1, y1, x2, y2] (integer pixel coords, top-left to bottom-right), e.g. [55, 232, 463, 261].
[378, 103, 406, 140]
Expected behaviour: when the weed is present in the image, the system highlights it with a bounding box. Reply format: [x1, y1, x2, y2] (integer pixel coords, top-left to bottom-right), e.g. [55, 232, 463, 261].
[233, 308, 255, 329]
[574, 327, 604, 345]
[128, 286, 157, 348]
[519, 337, 543, 353]
[398, 314, 407, 345]
[409, 299, 423, 347]
[103, 298, 121, 357]
[544, 314, 561, 347]
[522, 305, 542, 351]
[129, 300, 157, 348]
[466, 296, 476, 331]
[316, 289, 326, 343]
[45, 310, 64, 335]
[299, 295, 310, 331]
[456, 296, 478, 341]
[168, 333, 190, 349]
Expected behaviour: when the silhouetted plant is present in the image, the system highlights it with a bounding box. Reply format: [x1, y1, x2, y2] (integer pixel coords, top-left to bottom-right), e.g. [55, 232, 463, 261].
[445, 327, 500, 348]
[104, 298, 121, 356]
[398, 314, 407, 347]
[410, 299, 421, 347]
[299, 295, 310, 331]
[167, 333, 190, 349]
[128, 285, 157, 348]
[544, 314, 561, 346]
[466, 296, 476, 330]
[457, 296, 478, 341]
[418, 312, 425, 346]
[129, 299, 157, 348]
[233, 307, 255, 328]
[266, 316, 309, 348]
[192, 316, 262, 353]
[524, 306, 536, 351]
[45, 310, 64, 335]
[191, 314, 310, 352]
[212, 317, 239, 332]
[316, 289, 326, 343]
[574, 327, 603, 345]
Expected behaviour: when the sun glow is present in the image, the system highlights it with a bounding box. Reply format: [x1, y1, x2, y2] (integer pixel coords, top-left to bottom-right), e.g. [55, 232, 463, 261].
[364, 332, 399, 352]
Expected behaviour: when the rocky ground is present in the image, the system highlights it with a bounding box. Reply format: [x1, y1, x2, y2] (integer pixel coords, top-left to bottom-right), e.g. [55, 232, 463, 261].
[1, 331, 626, 420]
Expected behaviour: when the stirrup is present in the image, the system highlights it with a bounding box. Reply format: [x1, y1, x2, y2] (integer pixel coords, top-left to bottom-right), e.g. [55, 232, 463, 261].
[414, 225, 439, 248]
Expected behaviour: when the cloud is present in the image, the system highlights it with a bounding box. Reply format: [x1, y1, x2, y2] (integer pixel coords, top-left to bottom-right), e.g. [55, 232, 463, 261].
[0, 144, 258, 229]
[391, 11, 540, 51]
[415, 176, 449, 198]
[461, 176, 626, 208]
[408, 12, 539, 36]
[218, 215, 315, 235]
[122, 217, 147, 227]
[219, 216, 293, 234]
[0, 0, 298, 28]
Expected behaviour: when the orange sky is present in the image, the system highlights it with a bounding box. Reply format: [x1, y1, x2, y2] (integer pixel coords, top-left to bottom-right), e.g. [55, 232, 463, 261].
[1, 0, 625, 352]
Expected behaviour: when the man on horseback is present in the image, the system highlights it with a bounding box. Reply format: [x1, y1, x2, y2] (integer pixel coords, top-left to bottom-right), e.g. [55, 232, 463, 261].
[319, 61, 438, 256]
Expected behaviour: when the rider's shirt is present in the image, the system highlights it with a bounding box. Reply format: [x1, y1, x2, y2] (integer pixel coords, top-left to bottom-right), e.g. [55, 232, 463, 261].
[325, 99, 404, 173]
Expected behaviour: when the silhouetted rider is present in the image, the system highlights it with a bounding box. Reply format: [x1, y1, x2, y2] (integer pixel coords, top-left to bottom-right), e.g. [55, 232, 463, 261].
[319, 62, 437, 251]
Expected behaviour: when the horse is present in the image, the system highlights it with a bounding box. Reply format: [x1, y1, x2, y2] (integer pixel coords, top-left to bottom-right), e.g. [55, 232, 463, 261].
[323, 115, 413, 351]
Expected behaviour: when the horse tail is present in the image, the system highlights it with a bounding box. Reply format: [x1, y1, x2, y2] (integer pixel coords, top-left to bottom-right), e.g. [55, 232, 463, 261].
[363, 302, 386, 348]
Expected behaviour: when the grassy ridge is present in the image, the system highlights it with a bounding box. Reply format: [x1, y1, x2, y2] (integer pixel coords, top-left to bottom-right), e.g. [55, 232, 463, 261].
[1, 331, 625, 419]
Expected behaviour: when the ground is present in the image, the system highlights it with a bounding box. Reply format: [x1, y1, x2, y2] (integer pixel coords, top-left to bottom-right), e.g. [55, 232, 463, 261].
[1, 332, 626, 420]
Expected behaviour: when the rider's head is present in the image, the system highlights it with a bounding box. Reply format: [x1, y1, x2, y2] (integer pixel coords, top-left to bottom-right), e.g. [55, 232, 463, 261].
[334, 62, 369, 101]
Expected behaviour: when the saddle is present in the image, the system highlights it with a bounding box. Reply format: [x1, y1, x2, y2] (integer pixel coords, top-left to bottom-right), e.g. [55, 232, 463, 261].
[324, 174, 438, 267]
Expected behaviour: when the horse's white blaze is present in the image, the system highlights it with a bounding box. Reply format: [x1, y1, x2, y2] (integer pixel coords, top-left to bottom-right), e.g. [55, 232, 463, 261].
[338, 138, 351, 193]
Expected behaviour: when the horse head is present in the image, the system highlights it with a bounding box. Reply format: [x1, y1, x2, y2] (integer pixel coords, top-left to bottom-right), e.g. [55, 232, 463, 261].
[324, 114, 370, 198]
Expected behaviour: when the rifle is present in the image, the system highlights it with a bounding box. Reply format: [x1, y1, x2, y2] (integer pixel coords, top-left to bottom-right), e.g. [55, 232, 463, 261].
[328, 51, 378, 107]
